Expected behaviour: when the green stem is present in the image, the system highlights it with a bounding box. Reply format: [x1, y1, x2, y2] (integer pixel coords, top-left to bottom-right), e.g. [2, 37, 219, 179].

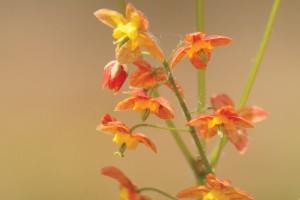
[210, 0, 281, 167]
[130, 123, 189, 133]
[238, 0, 281, 109]
[152, 91, 196, 181]
[117, 0, 126, 16]
[163, 60, 212, 176]
[137, 187, 178, 200]
[210, 135, 227, 168]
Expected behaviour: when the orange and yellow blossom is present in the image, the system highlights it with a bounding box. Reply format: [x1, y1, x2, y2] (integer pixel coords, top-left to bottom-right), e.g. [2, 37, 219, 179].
[177, 173, 254, 200]
[102, 166, 151, 200]
[170, 32, 232, 70]
[210, 94, 268, 153]
[115, 90, 175, 120]
[103, 60, 128, 93]
[186, 105, 254, 153]
[94, 3, 164, 64]
[129, 59, 184, 97]
[97, 114, 157, 153]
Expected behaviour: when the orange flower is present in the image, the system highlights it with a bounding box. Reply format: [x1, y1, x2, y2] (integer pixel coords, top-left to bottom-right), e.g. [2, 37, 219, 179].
[170, 32, 232, 70]
[102, 166, 151, 200]
[97, 114, 157, 153]
[103, 60, 128, 93]
[186, 105, 254, 153]
[177, 173, 254, 200]
[94, 3, 164, 64]
[129, 59, 184, 97]
[210, 94, 268, 153]
[115, 90, 175, 119]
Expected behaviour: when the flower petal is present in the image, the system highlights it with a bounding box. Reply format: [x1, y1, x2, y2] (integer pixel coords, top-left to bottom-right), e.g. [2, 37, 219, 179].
[189, 50, 210, 70]
[211, 94, 234, 109]
[223, 187, 254, 200]
[116, 44, 142, 64]
[170, 46, 189, 67]
[115, 97, 137, 111]
[97, 114, 130, 134]
[176, 186, 210, 198]
[186, 115, 214, 126]
[226, 127, 249, 154]
[238, 106, 268, 123]
[203, 35, 233, 47]
[206, 173, 231, 190]
[94, 9, 126, 29]
[141, 32, 165, 62]
[155, 97, 175, 119]
[134, 133, 157, 153]
[101, 166, 135, 191]
[230, 116, 254, 128]
[126, 3, 148, 31]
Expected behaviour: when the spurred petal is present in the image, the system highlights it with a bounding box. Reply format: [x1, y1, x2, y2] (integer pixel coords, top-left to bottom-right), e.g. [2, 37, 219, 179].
[101, 166, 135, 191]
[176, 186, 210, 198]
[170, 46, 189, 67]
[211, 94, 234, 109]
[206, 173, 231, 190]
[94, 9, 126, 29]
[238, 106, 268, 123]
[203, 35, 233, 46]
[226, 127, 249, 154]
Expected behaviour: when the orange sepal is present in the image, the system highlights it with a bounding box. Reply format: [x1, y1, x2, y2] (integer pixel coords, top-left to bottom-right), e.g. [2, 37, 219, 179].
[238, 106, 268, 123]
[176, 186, 210, 198]
[97, 114, 130, 134]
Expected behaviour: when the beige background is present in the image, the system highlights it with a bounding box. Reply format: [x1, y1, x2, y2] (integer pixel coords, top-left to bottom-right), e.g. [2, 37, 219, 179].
[1, 0, 300, 199]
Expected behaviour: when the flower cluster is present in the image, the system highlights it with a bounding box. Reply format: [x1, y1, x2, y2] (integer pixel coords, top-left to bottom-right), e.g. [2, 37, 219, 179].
[95, 2, 269, 200]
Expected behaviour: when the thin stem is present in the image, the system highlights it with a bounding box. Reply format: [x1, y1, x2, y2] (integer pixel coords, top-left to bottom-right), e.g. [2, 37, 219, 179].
[163, 60, 212, 175]
[137, 187, 178, 200]
[238, 0, 281, 109]
[117, 0, 126, 16]
[130, 123, 189, 133]
[152, 91, 196, 179]
[210, 135, 227, 168]
[210, 0, 281, 167]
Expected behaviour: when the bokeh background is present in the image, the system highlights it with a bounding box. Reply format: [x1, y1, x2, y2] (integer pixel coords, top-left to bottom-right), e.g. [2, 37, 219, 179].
[1, 0, 300, 199]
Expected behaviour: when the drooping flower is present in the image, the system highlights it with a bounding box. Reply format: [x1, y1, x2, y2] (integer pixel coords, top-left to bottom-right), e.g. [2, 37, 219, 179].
[103, 60, 128, 93]
[97, 114, 157, 153]
[115, 90, 175, 120]
[102, 166, 151, 200]
[186, 105, 254, 153]
[177, 173, 254, 200]
[210, 94, 268, 153]
[94, 3, 164, 64]
[170, 32, 232, 70]
[129, 59, 184, 97]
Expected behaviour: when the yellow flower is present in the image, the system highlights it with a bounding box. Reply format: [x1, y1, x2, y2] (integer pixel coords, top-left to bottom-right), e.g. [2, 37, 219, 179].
[94, 3, 164, 64]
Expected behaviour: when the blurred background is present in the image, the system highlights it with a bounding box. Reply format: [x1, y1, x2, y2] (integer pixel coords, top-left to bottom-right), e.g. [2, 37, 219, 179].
[1, 0, 300, 199]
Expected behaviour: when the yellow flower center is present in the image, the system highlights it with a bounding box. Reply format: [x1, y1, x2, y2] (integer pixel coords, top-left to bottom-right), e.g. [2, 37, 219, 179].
[119, 186, 130, 200]
[203, 190, 229, 200]
[113, 22, 138, 40]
